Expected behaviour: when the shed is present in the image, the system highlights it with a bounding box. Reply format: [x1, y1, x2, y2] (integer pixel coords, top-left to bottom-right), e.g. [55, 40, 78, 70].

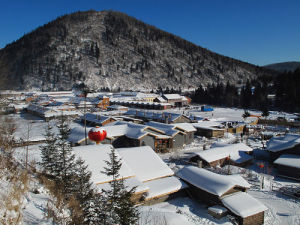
[193, 121, 225, 138]
[222, 192, 267, 225]
[273, 154, 300, 180]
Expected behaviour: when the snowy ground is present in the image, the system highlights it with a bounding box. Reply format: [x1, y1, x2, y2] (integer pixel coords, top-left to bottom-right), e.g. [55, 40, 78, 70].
[23, 185, 52, 225]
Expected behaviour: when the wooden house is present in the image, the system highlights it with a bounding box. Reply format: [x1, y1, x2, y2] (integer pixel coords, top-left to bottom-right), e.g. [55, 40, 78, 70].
[273, 154, 300, 180]
[72, 145, 187, 204]
[161, 94, 188, 107]
[97, 96, 110, 110]
[189, 143, 253, 168]
[83, 113, 117, 126]
[193, 121, 225, 138]
[222, 192, 267, 225]
[266, 133, 300, 161]
[146, 121, 196, 149]
[176, 166, 267, 225]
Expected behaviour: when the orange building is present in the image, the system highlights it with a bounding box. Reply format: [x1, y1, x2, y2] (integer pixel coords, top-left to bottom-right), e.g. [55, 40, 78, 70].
[97, 97, 110, 110]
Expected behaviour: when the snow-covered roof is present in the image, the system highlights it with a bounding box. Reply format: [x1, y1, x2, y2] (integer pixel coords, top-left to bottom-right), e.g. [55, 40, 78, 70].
[72, 144, 135, 184]
[163, 94, 182, 100]
[174, 123, 197, 132]
[125, 110, 187, 123]
[176, 166, 250, 196]
[222, 192, 267, 218]
[105, 121, 173, 139]
[230, 151, 253, 164]
[104, 124, 128, 138]
[117, 146, 174, 182]
[144, 176, 187, 200]
[84, 113, 114, 125]
[96, 176, 149, 194]
[273, 154, 300, 169]
[107, 105, 128, 110]
[68, 126, 92, 144]
[193, 143, 253, 163]
[146, 121, 178, 137]
[192, 121, 224, 130]
[155, 96, 167, 103]
[266, 133, 300, 152]
[208, 205, 228, 214]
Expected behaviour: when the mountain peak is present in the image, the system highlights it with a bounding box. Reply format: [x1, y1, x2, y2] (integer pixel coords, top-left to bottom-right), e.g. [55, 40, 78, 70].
[0, 10, 272, 91]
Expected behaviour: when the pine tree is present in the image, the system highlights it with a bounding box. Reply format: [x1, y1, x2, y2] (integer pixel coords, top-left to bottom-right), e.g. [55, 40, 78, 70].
[82, 193, 107, 225]
[242, 110, 250, 119]
[261, 107, 269, 118]
[54, 115, 76, 198]
[72, 157, 104, 225]
[40, 122, 58, 177]
[101, 147, 139, 225]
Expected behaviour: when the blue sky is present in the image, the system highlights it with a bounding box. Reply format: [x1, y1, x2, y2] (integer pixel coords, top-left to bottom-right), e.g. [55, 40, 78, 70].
[0, 0, 299, 66]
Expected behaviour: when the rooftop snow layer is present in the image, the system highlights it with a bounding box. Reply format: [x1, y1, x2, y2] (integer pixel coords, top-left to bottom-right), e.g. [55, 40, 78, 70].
[222, 192, 268, 218]
[273, 154, 300, 169]
[193, 143, 253, 163]
[68, 126, 91, 144]
[229, 151, 253, 163]
[176, 166, 250, 196]
[267, 133, 300, 152]
[145, 176, 187, 200]
[146, 121, 178, 136]
[72, 144, 135, 184]
[117, 146, 174, 182]
[163, 94, 182, 100]
[173, 123, 197, 132]
[84, 113, 112, 125]
[96, 176, 149, 194]
[192, 121, 224, 130]
[208, 205, 228, 214]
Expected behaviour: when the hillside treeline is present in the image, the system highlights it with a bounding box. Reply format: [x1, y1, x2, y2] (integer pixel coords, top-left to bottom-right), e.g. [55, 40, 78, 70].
[192, 68, 300, 112]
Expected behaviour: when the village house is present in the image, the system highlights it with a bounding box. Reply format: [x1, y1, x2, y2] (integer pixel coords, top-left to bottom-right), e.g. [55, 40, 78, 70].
[26, 103, 79, 121]
[159, 94, 189, 107]
[83, 113, 117, 126]
[189, 143, 253, 168]
[273, 154, 300, 180]
[192, 121, 225, 138]
[146, 121, 196, 146]
[222, 121, 245, 134]
[125, 109, 192, 124]
[72, 144, 187, 204]
[176, 166, 267, 225]
[266, 133, 300, 161]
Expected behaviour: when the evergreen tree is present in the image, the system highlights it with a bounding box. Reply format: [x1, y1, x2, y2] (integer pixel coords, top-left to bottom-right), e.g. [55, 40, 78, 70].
[242, 110, 250, 119]
[82, 193, 107, 225]
[101, 147, 139, 225]
[261, 107, 270, 118]
[72, 157, 106, 225]
[54, 115, 76, 198]
[40, 122, 58, 177]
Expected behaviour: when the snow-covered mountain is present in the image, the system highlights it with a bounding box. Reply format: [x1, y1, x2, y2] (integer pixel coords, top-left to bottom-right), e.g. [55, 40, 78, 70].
[0, 10, 273, 91]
